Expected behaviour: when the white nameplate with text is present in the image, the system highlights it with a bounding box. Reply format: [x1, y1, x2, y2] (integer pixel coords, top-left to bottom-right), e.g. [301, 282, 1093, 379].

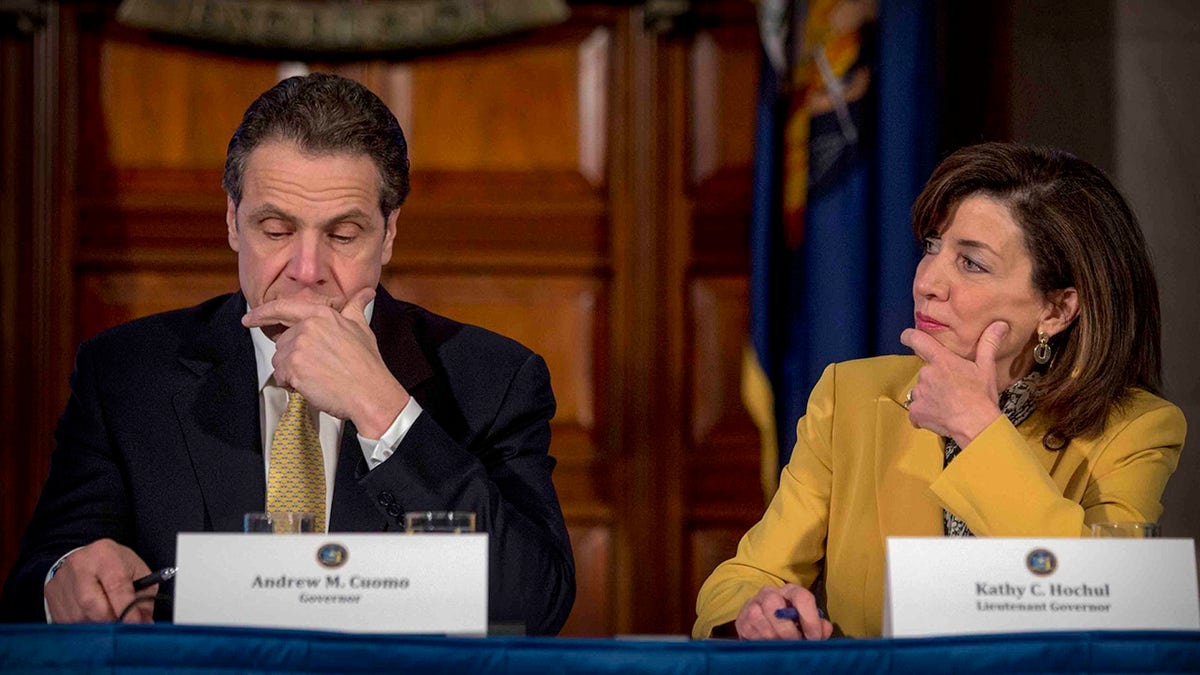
[883, 537, 1199, 637]
[174, 533, 488, 635]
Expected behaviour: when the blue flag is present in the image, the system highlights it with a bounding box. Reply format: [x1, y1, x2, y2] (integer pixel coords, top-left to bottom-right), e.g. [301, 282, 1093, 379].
[743, 0, 937, 497]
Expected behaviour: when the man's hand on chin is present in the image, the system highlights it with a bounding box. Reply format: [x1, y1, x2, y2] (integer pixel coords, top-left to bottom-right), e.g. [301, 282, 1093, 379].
[242, 288, 411, 436]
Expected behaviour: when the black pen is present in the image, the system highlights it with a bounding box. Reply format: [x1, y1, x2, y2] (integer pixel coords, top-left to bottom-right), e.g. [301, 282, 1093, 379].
[132, 566, 177, 591]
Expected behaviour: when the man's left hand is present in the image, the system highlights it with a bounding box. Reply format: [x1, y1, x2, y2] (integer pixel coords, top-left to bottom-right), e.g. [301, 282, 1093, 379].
[243, 287, 409, 437]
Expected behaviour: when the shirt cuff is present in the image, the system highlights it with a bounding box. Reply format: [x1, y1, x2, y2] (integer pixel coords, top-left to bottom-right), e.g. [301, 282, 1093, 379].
[357, 396, 424, 470]
[44, 546, 85, 623]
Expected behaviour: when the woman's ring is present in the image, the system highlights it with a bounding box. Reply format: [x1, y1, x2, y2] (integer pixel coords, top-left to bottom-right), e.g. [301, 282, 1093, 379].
[904, 389, 914, 409]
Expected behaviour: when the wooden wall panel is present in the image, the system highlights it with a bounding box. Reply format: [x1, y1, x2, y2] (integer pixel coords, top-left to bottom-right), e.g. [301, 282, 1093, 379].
[81, 31, 612, 268]
[688, 26, 758, 276]
[98, 41, 277, 170]
[77, 172, 228, 256]
[79, 28, 268, 256]
[682, 20, 764, 624]
[395, 171, 607, 271]
[684, 277, 763, 610]
[687, 277, 759, 505]
[410, 46, 581, 171]
[689, 30, 756, 186]
[561, 524, 614, 636]
[77, 271, 238, 338]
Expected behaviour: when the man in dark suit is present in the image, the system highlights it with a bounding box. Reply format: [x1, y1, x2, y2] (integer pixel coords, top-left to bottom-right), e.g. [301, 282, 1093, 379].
[0, 73, 575, 635]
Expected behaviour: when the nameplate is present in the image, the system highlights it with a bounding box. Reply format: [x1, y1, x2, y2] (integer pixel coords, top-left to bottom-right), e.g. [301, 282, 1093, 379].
[174, 533, 488, 635]
[883, 537, 1199, 637]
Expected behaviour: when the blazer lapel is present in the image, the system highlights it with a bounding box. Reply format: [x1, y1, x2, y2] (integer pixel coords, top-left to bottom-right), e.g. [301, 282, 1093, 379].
[173, 293, 265, 532]
[1023, 416, 1071, 477]
[329, 286, 436, 531]
[874, 373, 945, 537]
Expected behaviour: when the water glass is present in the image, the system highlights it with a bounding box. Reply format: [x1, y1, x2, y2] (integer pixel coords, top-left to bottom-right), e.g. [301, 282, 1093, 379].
[405, 511, 476, 533]
[243, 511, 316, 533]
[1090, 522, 1160, 538]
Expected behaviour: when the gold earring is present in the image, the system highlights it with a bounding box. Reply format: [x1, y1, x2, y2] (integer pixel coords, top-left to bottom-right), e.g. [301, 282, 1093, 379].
[1033, 331, 1052, 365]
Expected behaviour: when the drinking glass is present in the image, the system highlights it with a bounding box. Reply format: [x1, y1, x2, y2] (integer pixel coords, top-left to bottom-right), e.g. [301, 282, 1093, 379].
[1090, 522, 1160, 538]
[243, 511, 316, 533]
[404, 511, 475, 533]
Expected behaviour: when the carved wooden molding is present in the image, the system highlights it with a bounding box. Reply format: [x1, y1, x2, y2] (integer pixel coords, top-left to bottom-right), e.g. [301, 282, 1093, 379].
[385, 64, 414, 143]
[689, 30, 717, 186]
[115, 0, 570, 53]
[577, 27, 609, 189]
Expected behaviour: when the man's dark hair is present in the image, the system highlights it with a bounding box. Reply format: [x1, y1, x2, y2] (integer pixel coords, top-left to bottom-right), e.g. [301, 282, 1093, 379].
[222, 73, 410, 218]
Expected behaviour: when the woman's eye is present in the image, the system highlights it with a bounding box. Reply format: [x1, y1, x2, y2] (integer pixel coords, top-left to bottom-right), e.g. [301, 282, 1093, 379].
[923, 238, 941, 254]
[960, 256, 986, 272]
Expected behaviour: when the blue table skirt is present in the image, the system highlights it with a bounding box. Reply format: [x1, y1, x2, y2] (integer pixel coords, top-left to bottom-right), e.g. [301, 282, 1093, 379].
[1, 624, 1198, 674]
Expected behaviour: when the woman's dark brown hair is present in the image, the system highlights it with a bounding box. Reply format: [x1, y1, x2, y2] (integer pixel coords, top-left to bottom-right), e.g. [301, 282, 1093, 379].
[911, 142, 1162, 449]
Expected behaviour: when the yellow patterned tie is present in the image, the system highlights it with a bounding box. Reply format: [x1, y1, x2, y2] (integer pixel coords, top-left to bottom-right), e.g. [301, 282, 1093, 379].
[267, 391, 326, 532]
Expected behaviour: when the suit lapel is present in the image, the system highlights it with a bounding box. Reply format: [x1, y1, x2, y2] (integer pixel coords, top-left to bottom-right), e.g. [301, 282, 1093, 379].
[329, 287, 436, 531]
[371, 286, 434, 395]
[173, 293, 265, 532]
[874, 373, 945, 537]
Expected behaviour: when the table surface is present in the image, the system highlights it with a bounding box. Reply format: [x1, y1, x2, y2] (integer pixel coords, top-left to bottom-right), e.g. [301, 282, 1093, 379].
[1, 624, 1198, 674]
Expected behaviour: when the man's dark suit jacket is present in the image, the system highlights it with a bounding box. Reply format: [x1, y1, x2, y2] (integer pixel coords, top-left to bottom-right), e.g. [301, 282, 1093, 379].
[0, 287, 576, 635]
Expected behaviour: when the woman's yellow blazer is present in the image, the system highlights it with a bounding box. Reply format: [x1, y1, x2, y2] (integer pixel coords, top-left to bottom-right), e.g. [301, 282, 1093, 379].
[694, 355, 1186, 638]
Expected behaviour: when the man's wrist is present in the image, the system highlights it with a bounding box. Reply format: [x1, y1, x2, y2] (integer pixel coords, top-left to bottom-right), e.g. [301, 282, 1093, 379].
[353, 381, 411, 439]
[358, 396, 424, 470]
[44, 547, 84, 623]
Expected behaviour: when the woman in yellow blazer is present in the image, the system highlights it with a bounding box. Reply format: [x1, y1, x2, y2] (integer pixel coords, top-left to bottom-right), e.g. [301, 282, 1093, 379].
[694, 143, 1186, 640]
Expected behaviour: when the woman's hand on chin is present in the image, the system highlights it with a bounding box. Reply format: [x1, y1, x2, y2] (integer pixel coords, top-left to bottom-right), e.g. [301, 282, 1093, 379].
[901, 321, 1009, 447]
